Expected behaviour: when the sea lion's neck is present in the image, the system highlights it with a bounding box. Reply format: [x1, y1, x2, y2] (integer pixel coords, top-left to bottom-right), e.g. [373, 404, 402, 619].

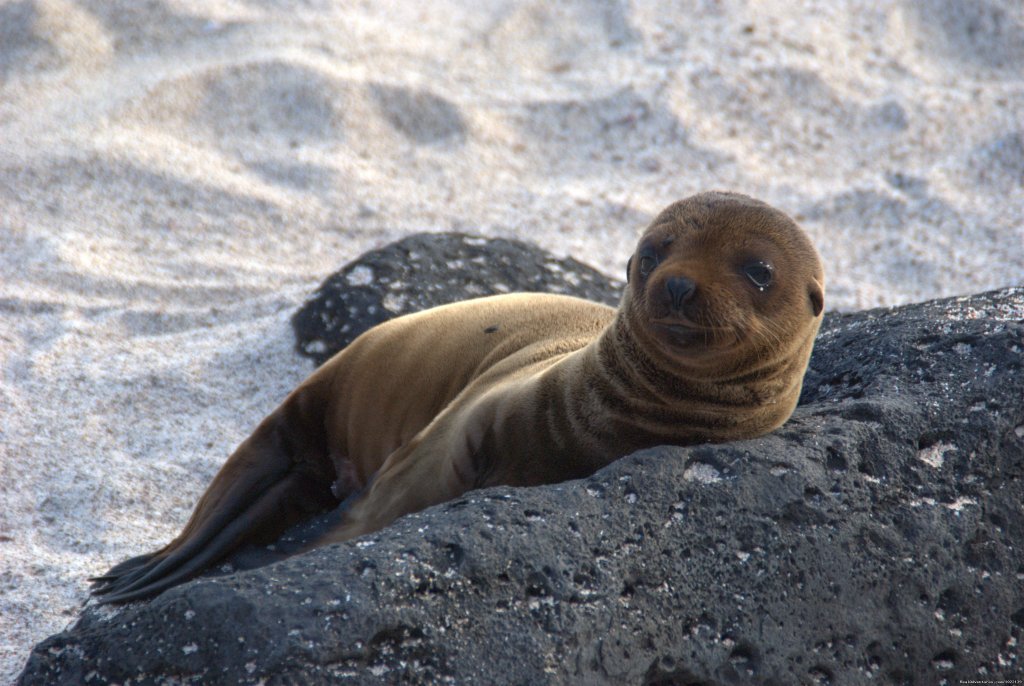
[574, 310, 800, 431]
[590, 312, 722, 402]
[507, 307, 805, 469]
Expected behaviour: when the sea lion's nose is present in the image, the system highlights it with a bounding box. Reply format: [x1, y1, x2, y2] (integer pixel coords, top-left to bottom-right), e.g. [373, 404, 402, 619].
[666, 276, 696, 310]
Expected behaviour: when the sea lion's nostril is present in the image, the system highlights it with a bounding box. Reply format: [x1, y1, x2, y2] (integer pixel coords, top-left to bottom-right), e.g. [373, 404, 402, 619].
[666, 276, 696, 309]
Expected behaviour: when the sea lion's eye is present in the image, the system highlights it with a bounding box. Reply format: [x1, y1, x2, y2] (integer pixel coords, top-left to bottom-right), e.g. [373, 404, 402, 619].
[743, 261, 774, 290]
[639, 253, 658, 277]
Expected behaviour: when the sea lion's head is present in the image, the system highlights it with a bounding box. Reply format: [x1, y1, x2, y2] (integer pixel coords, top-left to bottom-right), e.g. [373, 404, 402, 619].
[624, 191, 825, 382]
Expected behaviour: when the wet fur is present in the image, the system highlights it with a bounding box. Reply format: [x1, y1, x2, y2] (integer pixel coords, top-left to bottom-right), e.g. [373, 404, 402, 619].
[91, 191, 824, 603]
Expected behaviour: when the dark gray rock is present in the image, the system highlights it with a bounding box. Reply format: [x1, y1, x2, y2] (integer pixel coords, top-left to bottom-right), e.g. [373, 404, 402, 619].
[18, 232, 1024, 686]
[290, 232, 624, 365]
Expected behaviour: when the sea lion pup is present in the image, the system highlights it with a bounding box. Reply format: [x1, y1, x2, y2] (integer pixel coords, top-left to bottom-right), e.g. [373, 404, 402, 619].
[91, 191, 825, 603]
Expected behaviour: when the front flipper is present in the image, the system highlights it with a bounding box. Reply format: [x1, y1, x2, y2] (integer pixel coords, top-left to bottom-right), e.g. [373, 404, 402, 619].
[90, 392, 337, 604]
[306, 406, 486, 546]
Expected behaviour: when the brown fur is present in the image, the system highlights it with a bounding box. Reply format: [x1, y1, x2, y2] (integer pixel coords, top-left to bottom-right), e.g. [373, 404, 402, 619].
[91, 191, 824, 603]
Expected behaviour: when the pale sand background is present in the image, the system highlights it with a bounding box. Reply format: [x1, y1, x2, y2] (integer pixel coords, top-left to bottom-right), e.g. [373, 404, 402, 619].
[2, 0, 1022, 679]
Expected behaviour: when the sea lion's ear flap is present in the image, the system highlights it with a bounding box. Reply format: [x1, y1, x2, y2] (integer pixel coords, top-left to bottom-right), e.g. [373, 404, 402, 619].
[626, 255, 633, 284]
[809, 280, 824, 317]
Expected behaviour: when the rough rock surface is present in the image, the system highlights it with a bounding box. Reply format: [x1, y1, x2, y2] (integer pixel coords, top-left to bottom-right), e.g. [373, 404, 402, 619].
[18, 234, 1024, 686]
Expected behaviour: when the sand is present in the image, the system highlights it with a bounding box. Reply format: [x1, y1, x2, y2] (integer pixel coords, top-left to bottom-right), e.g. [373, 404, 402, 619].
[1, 0, 1022, 679]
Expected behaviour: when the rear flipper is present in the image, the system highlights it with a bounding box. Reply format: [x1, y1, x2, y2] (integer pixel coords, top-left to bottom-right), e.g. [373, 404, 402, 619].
[90, 393, 338, 604]
[223, 492, 362, 572]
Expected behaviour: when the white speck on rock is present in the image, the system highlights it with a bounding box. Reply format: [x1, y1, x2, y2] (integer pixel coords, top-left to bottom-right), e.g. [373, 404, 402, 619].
[683, 462, 722, 483]
[346, 265, 374, 286]
[382, 293, 406, 312]
[918, 442, 956, 468]
[182, 643, 198, 655]
[945, 497, 977, 512]
[304, 339, 327, 354]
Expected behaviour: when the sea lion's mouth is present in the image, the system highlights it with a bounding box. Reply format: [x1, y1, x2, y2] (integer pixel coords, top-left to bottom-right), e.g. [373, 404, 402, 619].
[651, 318, 738, 349]
[652, 320, 706, 346]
